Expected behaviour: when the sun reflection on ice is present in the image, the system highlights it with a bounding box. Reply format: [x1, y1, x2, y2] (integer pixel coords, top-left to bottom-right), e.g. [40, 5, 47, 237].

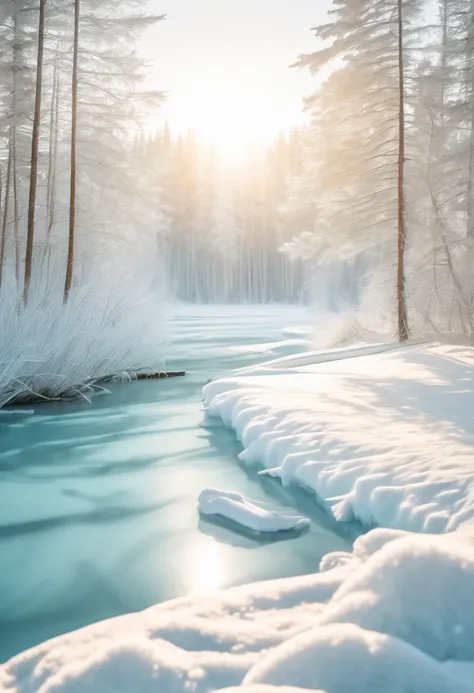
[188, 539, 226, 593]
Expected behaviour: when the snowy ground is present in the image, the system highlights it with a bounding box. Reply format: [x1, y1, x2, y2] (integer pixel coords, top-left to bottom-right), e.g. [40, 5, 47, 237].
[2, 320, 474, 692]
[204, 342, 474, 533]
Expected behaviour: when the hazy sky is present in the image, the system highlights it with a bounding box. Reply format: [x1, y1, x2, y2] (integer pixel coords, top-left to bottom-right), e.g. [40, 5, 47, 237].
[144, 1, 331, 155]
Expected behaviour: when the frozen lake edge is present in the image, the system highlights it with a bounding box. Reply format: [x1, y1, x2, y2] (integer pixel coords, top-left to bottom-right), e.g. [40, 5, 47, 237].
[3, 308, 474, 692]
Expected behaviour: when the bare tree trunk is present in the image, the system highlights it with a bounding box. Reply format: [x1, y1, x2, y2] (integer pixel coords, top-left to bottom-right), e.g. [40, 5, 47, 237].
[12, 147, 20, 284]
[64, 0, 80, 301]
[47, 64, 60, 238]
[397, 0, 409, 341]
[467, 132, 474, 238]
[440, 0, 448, 123]
[24, 0, 47, 303]
[12, 3, 20, 285]
[467, 1, 474, 239]
[46, 60, 57, 231]
[0, 144, 12, 288]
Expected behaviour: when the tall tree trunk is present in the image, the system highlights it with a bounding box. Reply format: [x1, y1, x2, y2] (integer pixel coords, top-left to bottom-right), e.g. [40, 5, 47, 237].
[64, 0, 80, 301]
[0, 144, 12, 288]
[467, 128, 474, 238]
[47, 64, 60, 237]
[440, 0, 448, 124]
[467, 1, 474, 239]
[12, 3, 20, 285]
[12, 145, 20, 285]
[24, 0, 47, 303]
[46, 60, 57, 231]
[397, 0, 409, 341]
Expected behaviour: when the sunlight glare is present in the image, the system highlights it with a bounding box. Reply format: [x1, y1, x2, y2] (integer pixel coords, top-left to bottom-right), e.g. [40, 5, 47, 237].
[188, 539, 226, 593]
[167, 83, 286, 162]
[190, 105, 273, 161]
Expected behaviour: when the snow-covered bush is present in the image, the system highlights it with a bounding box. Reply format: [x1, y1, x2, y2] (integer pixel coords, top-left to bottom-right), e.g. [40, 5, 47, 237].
[0, 257, 166, 407]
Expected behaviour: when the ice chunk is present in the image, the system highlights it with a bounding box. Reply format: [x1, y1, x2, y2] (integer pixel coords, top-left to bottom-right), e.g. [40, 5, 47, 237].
[198, 488, 310, 533]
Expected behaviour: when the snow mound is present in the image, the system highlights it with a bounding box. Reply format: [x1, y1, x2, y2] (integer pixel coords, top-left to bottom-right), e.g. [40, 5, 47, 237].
[2, 531, 474, 692]
[244, 623, 473, 693]
[203, 342, 474, 533]
[198, 488, 310, 533]
[320, 531, 474, 661]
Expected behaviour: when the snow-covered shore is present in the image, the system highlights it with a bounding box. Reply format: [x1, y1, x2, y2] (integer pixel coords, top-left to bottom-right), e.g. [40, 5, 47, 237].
[204, 342, 474, 533]
[1, 528, 473, 692]
[2, 340, 474, 692]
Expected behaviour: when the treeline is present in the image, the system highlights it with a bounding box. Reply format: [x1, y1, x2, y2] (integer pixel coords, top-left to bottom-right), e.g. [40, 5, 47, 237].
[0, 0, 163, 301]
[137, 128, 312, 303]
[285, 0, 474, 340]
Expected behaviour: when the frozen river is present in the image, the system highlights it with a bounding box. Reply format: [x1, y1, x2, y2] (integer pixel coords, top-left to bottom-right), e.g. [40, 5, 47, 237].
[0, 305, 357, 662]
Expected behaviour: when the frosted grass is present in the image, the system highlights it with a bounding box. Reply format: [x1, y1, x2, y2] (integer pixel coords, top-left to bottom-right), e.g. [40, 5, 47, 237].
[0, 262, 166, 407]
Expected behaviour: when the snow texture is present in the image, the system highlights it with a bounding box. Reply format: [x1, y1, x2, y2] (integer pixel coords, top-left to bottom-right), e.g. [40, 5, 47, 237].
[198, 488, 310, 533]
[3, 341, 474, 692]
[1, 529, 474, 692]
[203, 342, 474, 533]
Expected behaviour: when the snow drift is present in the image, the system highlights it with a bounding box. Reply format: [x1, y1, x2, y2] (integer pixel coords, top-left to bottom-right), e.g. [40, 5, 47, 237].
[203, 342, 474, 533]
[1, 529, 474, 692]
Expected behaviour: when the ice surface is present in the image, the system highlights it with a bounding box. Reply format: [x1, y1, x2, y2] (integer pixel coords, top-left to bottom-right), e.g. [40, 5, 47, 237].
[222, 689, 326, 693]
[198, 489, 310, 533]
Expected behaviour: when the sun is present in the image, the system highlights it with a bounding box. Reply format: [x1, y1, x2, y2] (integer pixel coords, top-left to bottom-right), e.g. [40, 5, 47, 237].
[188, 100, 275, 162]
[167, 83, 283, 163]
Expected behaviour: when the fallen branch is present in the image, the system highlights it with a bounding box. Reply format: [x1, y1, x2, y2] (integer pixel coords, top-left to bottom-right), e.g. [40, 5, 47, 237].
[2, 371, 186, 408]
[131, 370, 186, 380]
[93, 370, 186, 384]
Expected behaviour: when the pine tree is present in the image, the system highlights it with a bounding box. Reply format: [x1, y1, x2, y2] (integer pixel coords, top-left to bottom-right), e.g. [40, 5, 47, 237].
[292, 0, 425, 339]
[24, 0, 47, 303]
[64, 0, 80, 301]
[0, 0, 36, 285]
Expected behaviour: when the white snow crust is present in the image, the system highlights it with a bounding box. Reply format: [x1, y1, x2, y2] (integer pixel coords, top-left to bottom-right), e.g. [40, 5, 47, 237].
[2, 529, 474, 692]
[3, 340, 474, 692]
[198, 488, 310, 533]
[204, 342, 474, 533]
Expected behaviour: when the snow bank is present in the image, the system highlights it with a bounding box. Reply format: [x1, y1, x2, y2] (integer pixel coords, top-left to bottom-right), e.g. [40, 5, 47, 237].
[2, 529, 474, 692]
[198, 488, 310, 533]
[244, 623, 471, 693]
[203, 342, 474, 533]
[319, 531, 474, 662]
